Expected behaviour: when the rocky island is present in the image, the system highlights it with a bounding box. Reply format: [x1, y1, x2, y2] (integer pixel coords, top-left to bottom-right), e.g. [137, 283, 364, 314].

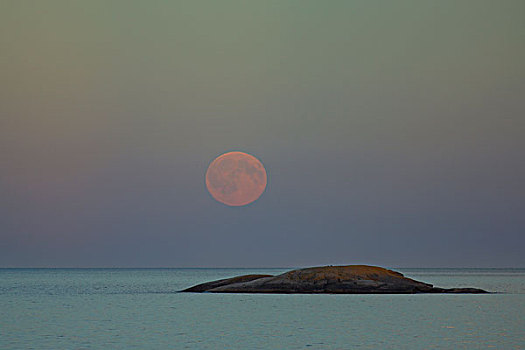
[182, 265, 488, 294]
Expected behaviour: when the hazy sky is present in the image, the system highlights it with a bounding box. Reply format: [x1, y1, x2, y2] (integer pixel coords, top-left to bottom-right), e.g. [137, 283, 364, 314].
[1, 1, 524, 267]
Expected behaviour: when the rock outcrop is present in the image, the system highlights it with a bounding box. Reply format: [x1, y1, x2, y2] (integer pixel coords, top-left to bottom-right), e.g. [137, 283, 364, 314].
[182, 265, 488, 294]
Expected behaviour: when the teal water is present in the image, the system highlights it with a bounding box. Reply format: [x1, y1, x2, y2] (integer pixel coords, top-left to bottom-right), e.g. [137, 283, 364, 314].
[1, 268, 524, 349]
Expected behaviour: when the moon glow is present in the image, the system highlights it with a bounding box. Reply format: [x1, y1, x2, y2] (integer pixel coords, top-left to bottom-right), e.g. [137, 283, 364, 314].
[205, 151, 267, 206]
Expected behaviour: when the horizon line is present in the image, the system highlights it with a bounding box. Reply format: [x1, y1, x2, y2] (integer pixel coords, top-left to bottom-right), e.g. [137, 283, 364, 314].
[1, 266, 524, 269]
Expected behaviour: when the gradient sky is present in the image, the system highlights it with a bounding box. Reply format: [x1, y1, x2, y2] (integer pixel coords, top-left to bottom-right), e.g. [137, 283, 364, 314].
[1, 1, 524, 267]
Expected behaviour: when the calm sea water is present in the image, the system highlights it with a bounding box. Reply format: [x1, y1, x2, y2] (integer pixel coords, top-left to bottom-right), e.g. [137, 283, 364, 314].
[1, 268, 524, 349]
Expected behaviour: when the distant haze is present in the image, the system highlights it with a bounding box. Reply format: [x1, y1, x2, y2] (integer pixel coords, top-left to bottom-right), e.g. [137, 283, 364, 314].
[1, 1, 524, 267]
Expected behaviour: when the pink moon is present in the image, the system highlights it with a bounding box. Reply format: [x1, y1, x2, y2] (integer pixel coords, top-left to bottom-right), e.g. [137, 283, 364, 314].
[205, 151, 267, 206]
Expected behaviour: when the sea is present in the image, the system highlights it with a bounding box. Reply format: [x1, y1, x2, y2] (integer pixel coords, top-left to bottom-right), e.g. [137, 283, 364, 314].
[1, 268, 524, 349]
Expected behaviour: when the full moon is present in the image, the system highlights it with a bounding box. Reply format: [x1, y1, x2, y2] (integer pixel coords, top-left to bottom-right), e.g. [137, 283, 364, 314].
[205, 151, 267, 206]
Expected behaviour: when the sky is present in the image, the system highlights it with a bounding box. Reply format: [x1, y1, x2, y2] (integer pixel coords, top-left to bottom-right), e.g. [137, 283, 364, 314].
[1, 1, 524, 267]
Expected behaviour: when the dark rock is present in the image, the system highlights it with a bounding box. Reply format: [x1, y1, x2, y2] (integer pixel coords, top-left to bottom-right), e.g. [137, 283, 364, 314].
[182, 274, 272, 292]
[181, 265, 489, 294]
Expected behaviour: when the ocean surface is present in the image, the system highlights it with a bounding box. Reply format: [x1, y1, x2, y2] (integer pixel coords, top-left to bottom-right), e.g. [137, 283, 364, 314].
[1, 268, 524, 349]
